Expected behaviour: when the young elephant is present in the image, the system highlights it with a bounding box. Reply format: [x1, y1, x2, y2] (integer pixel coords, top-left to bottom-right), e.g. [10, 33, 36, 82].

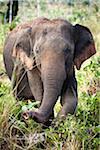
[3, 18, 96, 124]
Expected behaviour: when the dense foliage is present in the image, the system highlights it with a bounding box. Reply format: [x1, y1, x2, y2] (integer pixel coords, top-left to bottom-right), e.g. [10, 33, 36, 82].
[0, 1, 99, 150]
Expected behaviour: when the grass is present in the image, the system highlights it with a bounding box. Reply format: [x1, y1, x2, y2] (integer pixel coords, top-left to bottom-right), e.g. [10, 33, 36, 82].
[0, 2, 100, 150]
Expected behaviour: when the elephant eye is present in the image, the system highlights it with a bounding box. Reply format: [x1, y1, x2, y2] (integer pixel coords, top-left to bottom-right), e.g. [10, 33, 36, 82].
[63, 48, 70, 54]
[43, 28, 47, 35]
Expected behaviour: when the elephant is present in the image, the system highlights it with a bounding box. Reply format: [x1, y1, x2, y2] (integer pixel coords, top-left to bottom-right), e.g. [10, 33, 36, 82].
[3, 17, 96, 124]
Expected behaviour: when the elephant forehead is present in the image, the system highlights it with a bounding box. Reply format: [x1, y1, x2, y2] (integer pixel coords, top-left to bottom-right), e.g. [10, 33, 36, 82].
[32, 18, 74, 51]
[35, 30, 74, 52]
[45, 35, 67, 50]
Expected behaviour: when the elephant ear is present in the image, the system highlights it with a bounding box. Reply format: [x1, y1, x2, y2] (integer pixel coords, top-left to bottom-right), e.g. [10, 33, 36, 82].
[12, 27, 34, 70]
[14, 27, 32, 56]
[73, 24, 96, 70]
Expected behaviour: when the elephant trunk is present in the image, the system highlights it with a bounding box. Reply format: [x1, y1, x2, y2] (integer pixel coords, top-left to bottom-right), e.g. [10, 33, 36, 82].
[38, 51, 66, 121]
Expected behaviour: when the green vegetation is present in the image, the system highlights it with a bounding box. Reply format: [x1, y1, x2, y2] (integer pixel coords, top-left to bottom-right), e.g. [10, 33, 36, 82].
[0, 1, 99, 150]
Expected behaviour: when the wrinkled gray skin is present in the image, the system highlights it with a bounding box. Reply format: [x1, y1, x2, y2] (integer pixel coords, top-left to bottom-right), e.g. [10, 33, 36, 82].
[3, 18, 96, 124]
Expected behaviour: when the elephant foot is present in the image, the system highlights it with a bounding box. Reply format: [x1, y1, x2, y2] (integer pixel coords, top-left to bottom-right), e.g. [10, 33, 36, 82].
[22, 110, 54, 125]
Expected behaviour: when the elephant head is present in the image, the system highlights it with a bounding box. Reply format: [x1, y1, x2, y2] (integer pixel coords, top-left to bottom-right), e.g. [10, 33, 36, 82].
[11, 18, 96, 124]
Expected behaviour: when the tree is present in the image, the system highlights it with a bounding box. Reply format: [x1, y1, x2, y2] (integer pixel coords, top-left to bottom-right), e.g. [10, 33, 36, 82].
[5, 0, 19, 23]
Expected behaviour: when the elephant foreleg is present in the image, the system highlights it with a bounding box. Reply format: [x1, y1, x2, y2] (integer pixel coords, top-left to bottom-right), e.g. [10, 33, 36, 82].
[60, 74, 78, 117]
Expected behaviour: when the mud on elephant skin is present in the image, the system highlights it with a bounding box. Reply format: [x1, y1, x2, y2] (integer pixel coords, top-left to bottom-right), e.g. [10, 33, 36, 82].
[3, 17, 96, 124]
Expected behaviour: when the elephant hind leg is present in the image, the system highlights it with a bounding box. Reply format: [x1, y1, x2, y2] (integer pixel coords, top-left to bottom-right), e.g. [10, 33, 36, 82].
[13, 72, 34, 100]
[27, 68, 43, 102]
[12, 64, 34, 100]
